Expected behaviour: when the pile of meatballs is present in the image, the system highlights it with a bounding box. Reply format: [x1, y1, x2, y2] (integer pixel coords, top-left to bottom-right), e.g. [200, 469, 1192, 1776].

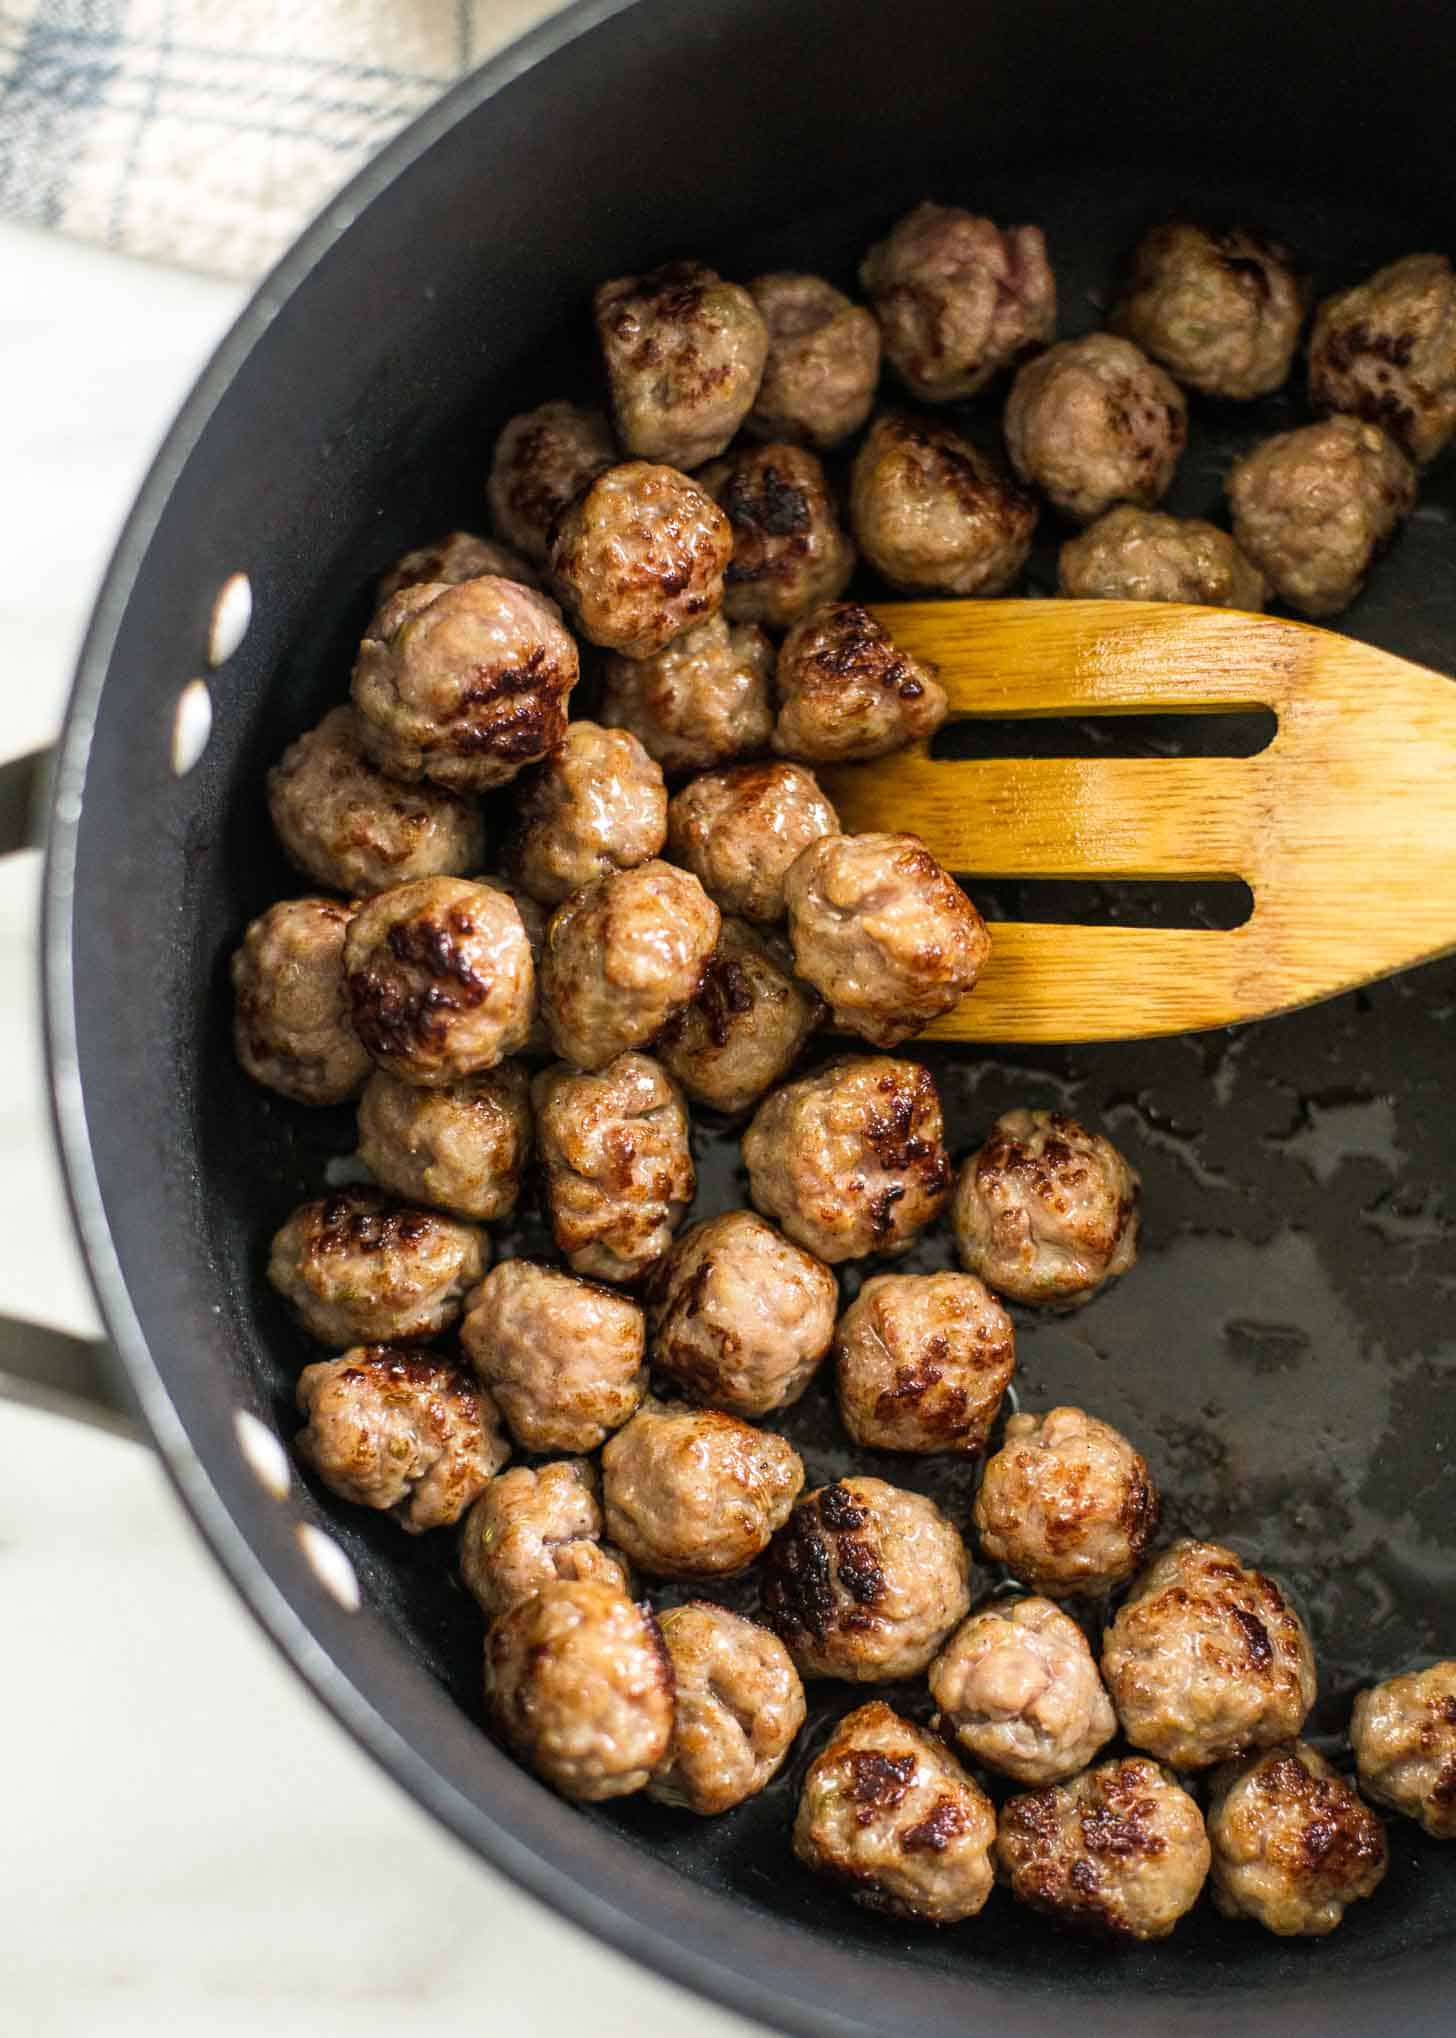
[232, 203, 1456, 1948]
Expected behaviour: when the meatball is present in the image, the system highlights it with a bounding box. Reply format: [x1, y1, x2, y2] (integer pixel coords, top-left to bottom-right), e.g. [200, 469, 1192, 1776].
[538, 859, 719, 1070]
[745, 272, 881, 450]
[356, 1062, 531, 1222]
[601, 1400, 804, 1580]
[1058, 505, 1267, 609]
[533, 1054, 694, 1284]
[973, 1406, 1159, 1601]
[834, 1270, 1014, 1456]
[649, 1602, 805, 1814]
[486, 399, 615, 564]
[1101, 1539, 1318, 1770]
[458, 1459, 630, 1618]
[343, 876, 534, 1084]
[351, 576, 578, 794]
[294, 1345, 506, 1531]
[699, 442, 855, 632]
[267, 705, 486, 899]
[484, 1578, 672, 1801]
[930, 1596, 1116, 1785]
[762, 1476, 971, 1681]
[375, 528, 537, 606]
[997, 1757, 1210, 1940]
[1225, 415, 1416, 619]
[1309, 252, 1456, 464]
[599, 614, 775, 774]
[952, 1106, 1141, 1308]
[460, 1257, 645, 1453]
[784, 830, 990, 1048]
[851, 410, 1036, 596]
[772, 601, 949, 764]
[793, 1701, 996, 1922]
[666, 761, 839, 926]
[1207, 1741, 1388, 1936]
[268, 1188, 485, 1348]
[549, 461, 732, 660]
[742, 1054, 951, 1264]
[594, 261, 768, 470]
[1350, 1660, 1456, 1838]
[1004, 333, 1187, 525]
[231, 896, 370, 1107]
[655, 918, 824, 1117]
[859, 202, 1056, 402]
[1109, 222, 1307, 400]
[504, 720, 668, 908]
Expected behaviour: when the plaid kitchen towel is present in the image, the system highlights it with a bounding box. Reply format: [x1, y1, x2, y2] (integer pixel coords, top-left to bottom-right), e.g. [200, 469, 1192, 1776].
[0, 0, 559, 279]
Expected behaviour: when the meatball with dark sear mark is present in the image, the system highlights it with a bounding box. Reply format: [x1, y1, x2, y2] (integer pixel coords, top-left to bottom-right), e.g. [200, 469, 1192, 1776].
[294, 1344, 507, 1532]
[952, 1106, 1141, 1308]
[460, 1257, 646, 1453]
[549, 461, 733, 660]
[974, 1406, 1160, 1601]
[762, 1476, 971, 1682]
[375, 528, 537, 606]
[1059, 505, 1267, 609]
[1109, 222, 1307, 401]
[930, 1596, 1117, 1785]
[851, 410, 1036, 595]
[745, 272, 881, 450]
[601, 1400, 804, 1580]
[649, 1602, 805, 1814]
[268, 1187, 486, 1348]
[484, 1578, 673, 1802]
[486, 399, 616, 565]
[357, 1062, 532, 1223]
[1207, 1741, 1387, 1936]
[504, 720, 668, 909]
[699, 441, 855, 632]
[1101, 1539, 1318, 1771]
[599, 614, 775, 773]
[1005, 333, 1187, 525]
[666, 761, 839, 926]
[1309, 253, 1456, 464]
[997, 1756, 1210, 1940]
[458, 1459, 631, 1618]
[231, 896, 370, 1107]
[533, 1054, 694, 1284]
[656, 918, 824, 1117]
[772, 601, 949, 764]
[1350, 1660, 1456, 1837]
[594, 261, 768, 470]
[835, 1271, 1014, 1456]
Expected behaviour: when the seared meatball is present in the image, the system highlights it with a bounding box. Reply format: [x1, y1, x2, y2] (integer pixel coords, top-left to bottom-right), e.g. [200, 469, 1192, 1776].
[851, 410, 1036, 595]
[746, 272, 881, 450]
[549, 461, 732, 660]
[860, 202, 1056, 402]
[594, 261, 768, 470]
[952, 1107, 1141, 1308]
[794, 1701, 996, 1922]
[743, 1054, 951, 1264]
[599, 614, 775, 773]
[974, 1406, 1159, 1600]
[1110, 222, 1307, 400]
[1207, 1741, 1387, 1936]
[784, 830, 989, 1048]
[763, 1476, 971, 1681]
[834, 1271, 1014, 1456]
[356, 1062, 531, 1222]
[997, 1757, 1210, 1940]
[649, 1602, 805, 1814]
[930, 1596, 1116, 1785]
[656, 918, 824, 1117]
[700, 442, 855, 631]
[458, 1458, 630, 1617]
[1101, 1540, 1318, 1770]
[1350, 1661, 1456, 1837]
[295, 1345, 506, 1531]
[344, 876, 534, 1083]
[666, 761, 839, 926]
[486, 399, 615, 564]
[1309, 252, 1456, 463]
[533, 1054, 694, 1284]
[231, 897, 370, 1107]
[351, 576, 577, 794]
[505, 720, 668, 908]
[460, 1257, 645, 1453]
[268, 1188, 485, 1348]
[1225, 416, 1416, 618]
[375, 529, 537, 606]
[648, 1209, 838, 1417]
[601, 1400, 804, 1580]
[538, 859, 719, 1070]
[1058, 505, 1267, 609]
[267, 705, 485, 899]
[773, 601, 948, 764]
[1004, 333, 1187, 525]
[484, 1579, 672, 1801]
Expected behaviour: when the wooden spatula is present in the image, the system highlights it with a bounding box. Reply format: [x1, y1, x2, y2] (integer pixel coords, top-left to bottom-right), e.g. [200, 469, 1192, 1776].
[817, 599, 1456, 1044]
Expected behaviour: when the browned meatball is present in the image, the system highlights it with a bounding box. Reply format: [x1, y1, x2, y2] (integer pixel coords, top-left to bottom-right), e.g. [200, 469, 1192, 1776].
[851, 410, 1036, 595]
[550, 461, 732, 660]
[655, 918, 824, 1117]
[267, 1188, 485, 1348]
[460, 1257, 646, 1453]
[1309, 253, 1456, 463]
[745, 272, 881, 450]
[458, 1458, 630, 1617]
[930, 1596, 1116, 1785]
[484, 1579, 672, 1801]
[599, 614, 775, 773]
[666, 761, 839, 926]
[860, 202, 1057, 402]
[649, 1602, 805, 1814]
[785, 831, 989, 1048]
[504, 720, 668, 908]
[538, 859, 719, 1070]
[533, 1054, 694, 1283]
[601, 1400, 804, 1580]
[763, 1476, 972, 1682]
[952, 1107, 1141, 1308]
[974, 1406, 1160, 1600]
[1058, 505, 1267, 609]
[375, 529, 537, 606]
[700, 442, 855, 632]
[1207, 1741, 1387, 1936]
[486, 400, 616, 564]
[1350, 1661, 1456, 1837]
[267, 706, 486, 899]
[344, 876, 535, 1084]
[1225, 416, 1416, 619]
[997, 1757, 1210, 1939]
[1004, 333, 1187, 525]
[356, 1062, 531, 1222]
[1101, 1540, 1318, 1770]
[594, 261, 768, 470]
[1110, 223, 1307, 400]
[743, 1054, 951, 1263]
[351, 576, 578, 793]
[835, 1271, 1014, 1456]
[772, 602, 949, 764]
[231, 897, 370, 1107]
[295, 1345, 506, 1531]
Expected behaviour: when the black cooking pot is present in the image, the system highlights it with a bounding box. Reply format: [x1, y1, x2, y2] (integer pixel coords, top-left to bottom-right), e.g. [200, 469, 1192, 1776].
[8, 2, 1455, 2032]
